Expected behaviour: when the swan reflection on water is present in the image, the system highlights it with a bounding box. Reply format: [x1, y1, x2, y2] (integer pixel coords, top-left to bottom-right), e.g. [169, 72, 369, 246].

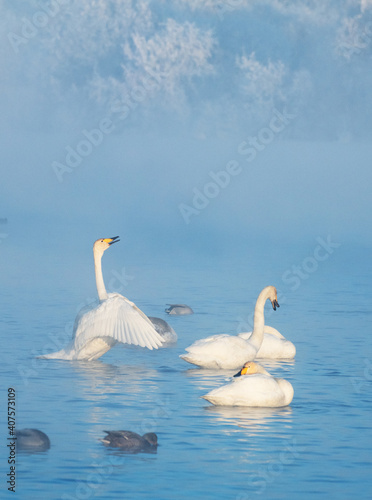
[257, 359, 295, 368]
[203, 405, 293, 437]
[184, 359, 295, 388]
[69, 359, 160, 396]
[67, 357, 166, 425]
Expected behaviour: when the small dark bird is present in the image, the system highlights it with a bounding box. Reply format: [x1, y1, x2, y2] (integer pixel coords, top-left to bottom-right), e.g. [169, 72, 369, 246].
[149, 317, 177, 343]
[15, 429, 50, 452]
[101, 431, 158, 453]
[165, 304, 193, 315]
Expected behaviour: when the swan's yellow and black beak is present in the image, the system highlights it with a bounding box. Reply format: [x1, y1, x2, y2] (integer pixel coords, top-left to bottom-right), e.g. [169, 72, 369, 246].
[271, 299, 280, 311]
[104, 236, 120, 245]
[234, 366, 248, 378]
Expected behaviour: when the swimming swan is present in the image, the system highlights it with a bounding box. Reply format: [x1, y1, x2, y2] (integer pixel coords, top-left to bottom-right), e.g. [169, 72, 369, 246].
[180, 286, 279, 369]
[202, 361, 294, 407]
[39, 237, 164, 361]
[238, 326, 296, 359]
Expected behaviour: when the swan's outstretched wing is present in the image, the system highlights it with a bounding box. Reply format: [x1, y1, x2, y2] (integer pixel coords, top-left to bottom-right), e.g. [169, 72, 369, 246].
[73, 293, 164, 350]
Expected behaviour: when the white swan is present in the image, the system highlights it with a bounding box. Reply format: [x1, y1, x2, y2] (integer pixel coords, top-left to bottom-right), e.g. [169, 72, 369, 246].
[180, 286, 279, 369]
[238, 326, 296, 359]
[39, 237, 164, 361]
[202, 361, 294, 407]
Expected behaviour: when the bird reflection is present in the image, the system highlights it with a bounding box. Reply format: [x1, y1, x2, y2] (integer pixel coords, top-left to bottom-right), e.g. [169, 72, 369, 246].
[203, 405, 293, 437]
[184, 359, 295, 391]
[70, 360, 160, 395]
[184, 367, 235, 378]
[256, 359, 295, 371]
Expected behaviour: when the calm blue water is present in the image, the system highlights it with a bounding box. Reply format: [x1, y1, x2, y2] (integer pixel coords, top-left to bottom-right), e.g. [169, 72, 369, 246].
[1, 242, 372, 499]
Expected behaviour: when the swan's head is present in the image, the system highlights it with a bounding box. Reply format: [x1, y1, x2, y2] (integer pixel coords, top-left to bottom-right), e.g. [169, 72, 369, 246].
[267, 286, 280, 311]
[233, 361, 269, 377]
[93, 236, 120, 256]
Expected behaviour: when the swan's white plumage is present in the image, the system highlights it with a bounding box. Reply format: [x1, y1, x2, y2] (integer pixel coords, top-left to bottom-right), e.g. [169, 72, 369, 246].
[202, 375, 293, 407]
[238, 326, 296, 359]
[202, 362, 294, 407]
[72, 293, 163, 351]
[41, 296, 163, 361]
[180, 286, 280, 370]
[180, 334, 256, 369]
[39, 237, 164, 361]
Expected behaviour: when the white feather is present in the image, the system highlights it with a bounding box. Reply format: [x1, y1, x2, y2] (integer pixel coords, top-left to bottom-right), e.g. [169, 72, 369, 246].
[73, 293, 163, 351]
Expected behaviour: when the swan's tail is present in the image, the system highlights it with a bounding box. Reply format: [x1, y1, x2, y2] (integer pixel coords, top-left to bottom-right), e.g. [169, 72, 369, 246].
[179, 354, 191, 362]
[37, 348, 72, 360]
[37, 337, 115, 361]
[37, 339, 76, 360]
[179, 354, 203, 366]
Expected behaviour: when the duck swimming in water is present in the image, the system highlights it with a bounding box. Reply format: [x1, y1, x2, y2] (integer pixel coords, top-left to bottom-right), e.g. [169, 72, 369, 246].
[165, 304, 193, 315]
[100, 431, 158, 453]
[15, 429, 50, 452]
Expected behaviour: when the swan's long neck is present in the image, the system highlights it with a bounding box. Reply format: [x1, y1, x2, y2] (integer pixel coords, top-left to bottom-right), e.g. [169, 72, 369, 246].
[249, 288, 270, 351]
[94, 250, 108, 301]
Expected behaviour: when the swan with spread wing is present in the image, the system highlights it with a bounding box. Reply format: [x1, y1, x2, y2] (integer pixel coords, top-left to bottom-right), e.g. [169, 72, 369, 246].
[40, 237, 164, 361]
